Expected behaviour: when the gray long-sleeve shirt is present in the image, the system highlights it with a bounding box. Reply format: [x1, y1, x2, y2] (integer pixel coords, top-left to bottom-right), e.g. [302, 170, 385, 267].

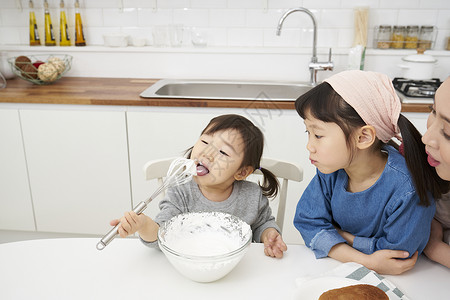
[142, 179, 279, 248]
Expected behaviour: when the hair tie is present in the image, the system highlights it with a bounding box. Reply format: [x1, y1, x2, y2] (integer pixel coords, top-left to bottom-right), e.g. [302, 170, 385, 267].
[399, 142, 405, 156]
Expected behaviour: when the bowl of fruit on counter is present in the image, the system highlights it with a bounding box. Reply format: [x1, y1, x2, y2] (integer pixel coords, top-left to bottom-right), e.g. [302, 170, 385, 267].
[9, 54, 72, 85]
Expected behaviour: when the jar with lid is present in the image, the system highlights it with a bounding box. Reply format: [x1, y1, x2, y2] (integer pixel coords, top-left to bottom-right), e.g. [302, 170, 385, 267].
[405, 25, 419, 49]
[376, 25, 392, 49]
[419, 26, 434, 50]
[391, 25, 406, 49]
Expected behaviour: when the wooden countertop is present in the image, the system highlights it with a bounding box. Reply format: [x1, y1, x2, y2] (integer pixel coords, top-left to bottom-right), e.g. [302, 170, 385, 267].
[0, 77, 431, 112]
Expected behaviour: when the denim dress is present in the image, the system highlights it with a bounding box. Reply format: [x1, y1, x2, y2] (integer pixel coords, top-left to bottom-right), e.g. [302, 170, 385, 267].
[294, 145, 436, 259]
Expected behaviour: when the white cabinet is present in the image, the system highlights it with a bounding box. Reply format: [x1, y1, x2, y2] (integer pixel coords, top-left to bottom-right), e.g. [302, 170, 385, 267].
[0, 109, 35, 231]
[403, 112, 429, 135]
[19, 108, 131, 234]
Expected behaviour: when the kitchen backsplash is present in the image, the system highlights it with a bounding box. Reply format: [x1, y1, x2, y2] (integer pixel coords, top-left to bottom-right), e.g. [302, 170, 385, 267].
[1, 0, 449, 50]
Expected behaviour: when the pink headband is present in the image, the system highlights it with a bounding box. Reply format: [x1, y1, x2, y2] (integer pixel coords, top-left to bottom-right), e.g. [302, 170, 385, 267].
[324, 70, 402, 143]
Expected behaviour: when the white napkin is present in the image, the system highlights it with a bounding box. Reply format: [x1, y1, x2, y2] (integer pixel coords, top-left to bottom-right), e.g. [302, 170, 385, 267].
[296, 262, 409, 300]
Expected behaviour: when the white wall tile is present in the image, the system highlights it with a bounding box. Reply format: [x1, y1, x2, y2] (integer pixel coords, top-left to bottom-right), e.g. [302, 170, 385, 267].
[379, 0, 420, 9]
[191, 0, 227, 9]
[340, 0, 380, 9]
[320, 9, 354, 28]
[303, 0, 341, 9]
[316, 28, 339, 47]
[397, 10, 438, 26]
[298, 28, 315, 47]
[173, 8, 208, 27]
[337, 28, 354, 47]
[437, 10, 450, 29]
[435, 29, 450, 50]
[228, 28, 264, 46]
[0, 8, 27, 27]
[103, 8, 139, 27]
[268, 0, 303, 9]
[157, 0, 190, 9]
[210, 9, 246, 27]
[0, 27, 23, 45]
[18, 27, 28, 45]
[202, 27, 227, 46]
[0, 0, 25, 9]
[419, 0, 450, 9]
[123, 0, 157, 9]
[368, 9, 398, 28]
[80, 8, 103, 27]
[246, 9, 283, 28]
[138, 9, 172, 26]
[82, 0, 122, 9]
[264, 28, 302, 47]
[228, 0, 265, 9]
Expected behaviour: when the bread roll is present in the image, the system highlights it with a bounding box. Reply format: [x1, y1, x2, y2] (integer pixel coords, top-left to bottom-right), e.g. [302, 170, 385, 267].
[14, 56, 31, 70]
[38, 63, 58, 82]
[319, 284, 388, 300]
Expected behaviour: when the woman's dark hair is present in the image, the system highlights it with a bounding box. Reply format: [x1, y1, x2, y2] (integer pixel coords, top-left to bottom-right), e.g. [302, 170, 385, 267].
[397, 114, 449, 204]
[295, 82, 448, 206]
[186, 114, 279, 198]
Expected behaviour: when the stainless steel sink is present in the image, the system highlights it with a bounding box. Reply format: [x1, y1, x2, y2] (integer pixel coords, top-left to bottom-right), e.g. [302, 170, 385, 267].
[140, 79, 313, 101]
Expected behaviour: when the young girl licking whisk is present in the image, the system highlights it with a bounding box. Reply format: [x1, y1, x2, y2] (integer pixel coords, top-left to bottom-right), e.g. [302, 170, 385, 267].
[110, 114, 287, 258]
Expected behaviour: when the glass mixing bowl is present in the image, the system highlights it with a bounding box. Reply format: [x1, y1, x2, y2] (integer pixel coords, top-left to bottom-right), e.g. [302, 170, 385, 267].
[158, 211, 252, 283]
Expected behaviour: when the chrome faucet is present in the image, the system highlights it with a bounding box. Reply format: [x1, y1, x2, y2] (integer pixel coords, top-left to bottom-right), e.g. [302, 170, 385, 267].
[276, 7, 333, 86]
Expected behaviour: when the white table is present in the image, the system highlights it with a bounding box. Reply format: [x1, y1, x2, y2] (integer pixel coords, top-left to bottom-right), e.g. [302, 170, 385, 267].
[0, 238, 448, 299]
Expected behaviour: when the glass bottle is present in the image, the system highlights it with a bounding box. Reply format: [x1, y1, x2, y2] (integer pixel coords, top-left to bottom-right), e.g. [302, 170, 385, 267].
[29, 0, 40, 46]
[404, 25, 419, 49]
[75, 0, 86, 46]
[376, 25, 391, 49]
[59, 0, 71, 46]
[391, 25, 405, 49]
[419, 26, 434, 50]
[44, 0, 56, 46]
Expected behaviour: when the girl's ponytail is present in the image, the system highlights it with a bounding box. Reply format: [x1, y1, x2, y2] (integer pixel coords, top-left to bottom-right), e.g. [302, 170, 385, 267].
[398, 114, 449, 206]
[258, 167, 279, 199]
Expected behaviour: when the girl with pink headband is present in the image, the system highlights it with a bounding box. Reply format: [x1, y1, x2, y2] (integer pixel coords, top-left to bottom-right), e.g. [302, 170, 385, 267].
[294, 70, 447, 275]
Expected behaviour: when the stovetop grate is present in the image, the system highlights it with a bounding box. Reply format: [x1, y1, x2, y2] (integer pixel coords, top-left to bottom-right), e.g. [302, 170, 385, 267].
[393, 78, 441, 98]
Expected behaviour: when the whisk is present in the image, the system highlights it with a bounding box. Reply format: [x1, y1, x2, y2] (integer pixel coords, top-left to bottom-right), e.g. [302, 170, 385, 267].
[96, 157, 197, 250]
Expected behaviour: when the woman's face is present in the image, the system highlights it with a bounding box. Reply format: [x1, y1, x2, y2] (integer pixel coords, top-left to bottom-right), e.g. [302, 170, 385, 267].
[422, 78, 450, 181]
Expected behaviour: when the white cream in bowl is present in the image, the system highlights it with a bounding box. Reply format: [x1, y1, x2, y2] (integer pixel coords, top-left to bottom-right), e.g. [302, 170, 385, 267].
[158, 212, 252, 282]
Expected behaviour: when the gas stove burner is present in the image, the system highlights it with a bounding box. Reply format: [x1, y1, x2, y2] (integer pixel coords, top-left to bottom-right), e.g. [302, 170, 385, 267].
[418, 86, 437, 96]
[393, 77, 441, 99]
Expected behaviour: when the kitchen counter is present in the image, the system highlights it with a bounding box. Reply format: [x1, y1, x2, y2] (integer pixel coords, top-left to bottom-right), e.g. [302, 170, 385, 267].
[0, 77, 431, 112]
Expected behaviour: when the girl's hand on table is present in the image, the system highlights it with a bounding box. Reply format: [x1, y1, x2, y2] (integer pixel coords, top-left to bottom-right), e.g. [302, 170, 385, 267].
[367, 249, 418, 275]
[261, 228, 288, 258]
